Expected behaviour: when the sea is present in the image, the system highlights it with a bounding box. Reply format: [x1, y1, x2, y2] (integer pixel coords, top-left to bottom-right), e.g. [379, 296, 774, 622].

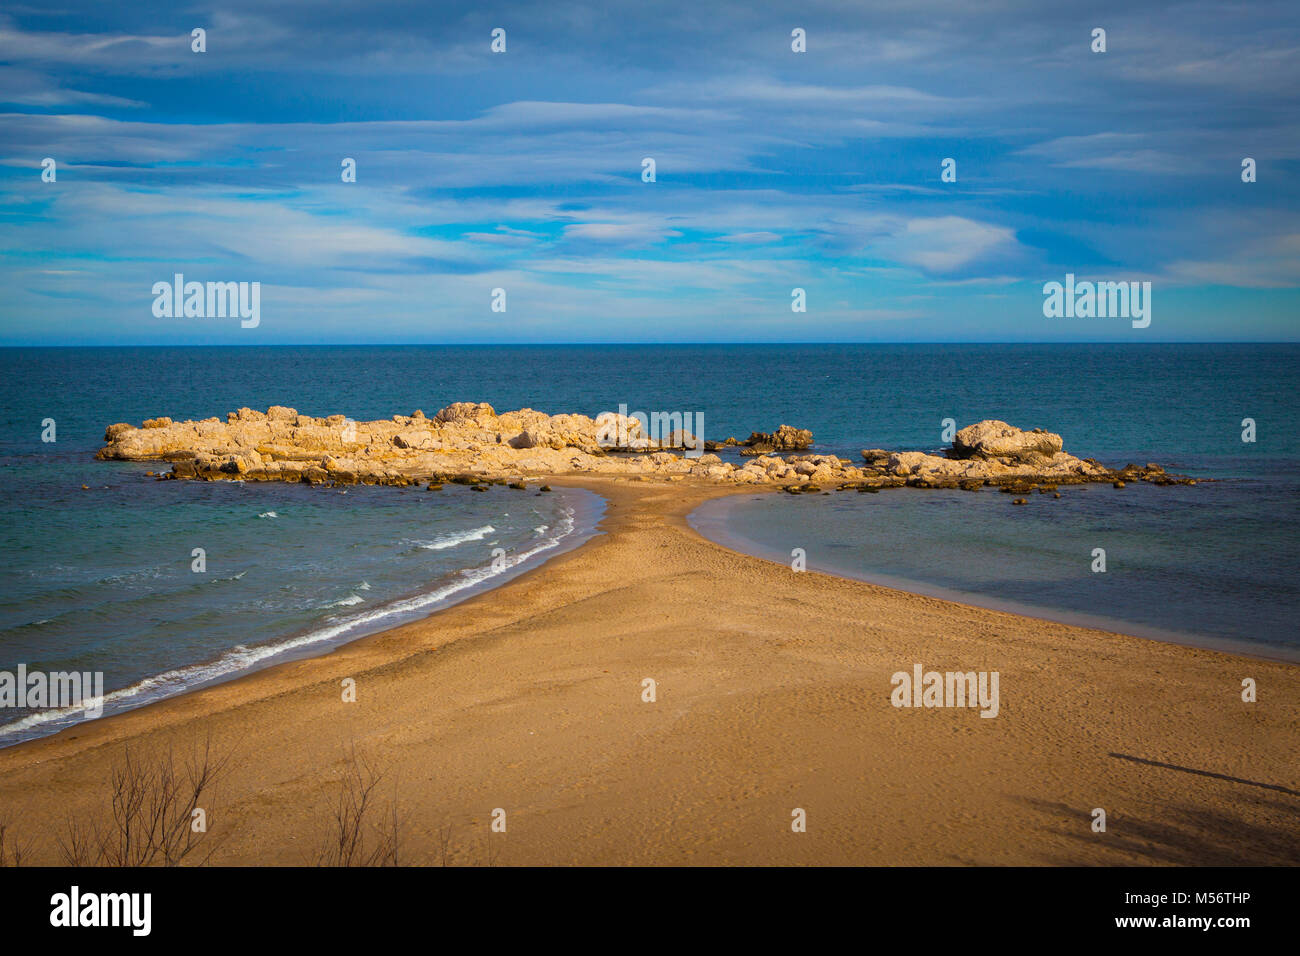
[1, 344, 1295, 744]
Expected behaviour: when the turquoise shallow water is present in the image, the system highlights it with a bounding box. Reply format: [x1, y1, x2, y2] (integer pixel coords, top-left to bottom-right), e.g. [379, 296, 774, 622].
[0, 343, 1296, 742]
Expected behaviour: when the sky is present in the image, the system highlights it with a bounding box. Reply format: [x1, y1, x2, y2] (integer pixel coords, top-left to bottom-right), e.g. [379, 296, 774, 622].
[1, 0, 1298, 345]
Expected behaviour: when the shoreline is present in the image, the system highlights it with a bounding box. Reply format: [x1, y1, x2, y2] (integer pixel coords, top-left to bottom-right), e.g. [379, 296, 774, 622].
[689, 489, 1300, 666]
[6, 475, 1287, 753]
[6, 472, 1283, 753]
[0, 484, 607, 749]
[1, 476, 1295, 865]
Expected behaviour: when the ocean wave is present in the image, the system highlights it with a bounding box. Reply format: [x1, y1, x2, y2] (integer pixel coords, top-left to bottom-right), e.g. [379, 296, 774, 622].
[257, 511, 278, 518]
[412, 524, 495, 551]
[323, 593, 365, 608]
[99, 566, 166, 586]
[17, 618, 54, 628]
[206, 569, 247, 584]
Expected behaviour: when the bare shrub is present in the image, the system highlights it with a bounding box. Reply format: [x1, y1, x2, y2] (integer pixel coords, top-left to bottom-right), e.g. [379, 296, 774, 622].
[480, 830, 500, 867]
[0, 821, 34, 866]
[58, 735, 231, 866]
[437, 823, 453, 866]
[315, 746, 403, 866]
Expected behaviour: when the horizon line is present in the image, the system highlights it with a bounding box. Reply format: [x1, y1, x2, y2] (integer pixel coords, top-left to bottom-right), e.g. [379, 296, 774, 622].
[2, 340, 1298, 349]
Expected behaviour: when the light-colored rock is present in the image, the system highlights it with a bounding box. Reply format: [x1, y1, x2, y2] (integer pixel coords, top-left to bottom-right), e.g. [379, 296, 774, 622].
[393, 429, 437, 450]
[435, 402, 495, 424]
[593, 411, 644, 447]
[94, 411, 1171, 491]
[952, 421, 1063, 461]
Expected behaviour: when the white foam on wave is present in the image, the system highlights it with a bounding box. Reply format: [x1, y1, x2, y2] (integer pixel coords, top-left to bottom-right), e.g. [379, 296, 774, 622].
[0, 505, 581, 745]
[324, 593, 365, 608]
[414, 524, 495, 550]
[257, 511, 278, 519]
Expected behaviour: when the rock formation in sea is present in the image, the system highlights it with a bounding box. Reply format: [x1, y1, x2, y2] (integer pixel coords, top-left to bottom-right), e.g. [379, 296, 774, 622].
[95, 405, 1193, 492]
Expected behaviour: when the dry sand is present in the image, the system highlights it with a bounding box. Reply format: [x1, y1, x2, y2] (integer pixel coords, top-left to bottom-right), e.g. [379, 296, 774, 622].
[0, 478, 1296, 865]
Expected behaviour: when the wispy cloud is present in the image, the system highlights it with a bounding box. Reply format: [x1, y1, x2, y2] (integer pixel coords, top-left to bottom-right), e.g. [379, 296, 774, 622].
[0, 0, 1297, 344]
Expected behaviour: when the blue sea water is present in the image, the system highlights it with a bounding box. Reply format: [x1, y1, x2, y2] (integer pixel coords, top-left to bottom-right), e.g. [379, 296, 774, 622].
[0, 344, 1296, 743]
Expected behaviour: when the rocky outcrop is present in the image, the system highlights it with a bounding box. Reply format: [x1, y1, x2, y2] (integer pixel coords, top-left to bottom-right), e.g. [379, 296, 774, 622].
[741, 425, 813, 455]
[96, 406, 1189, 493]
[880, 448, 1106, 485]
[950, 421, 1064, 461]
[859, 420, 1194, 489]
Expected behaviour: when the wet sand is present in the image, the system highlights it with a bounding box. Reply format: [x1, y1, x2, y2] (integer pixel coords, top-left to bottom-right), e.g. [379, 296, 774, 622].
[0, 478, 1296, 865]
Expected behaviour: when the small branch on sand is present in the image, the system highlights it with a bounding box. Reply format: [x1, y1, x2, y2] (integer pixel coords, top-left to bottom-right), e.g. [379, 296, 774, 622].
[314, 745, 403, 867]
[0, 821, 34, 866]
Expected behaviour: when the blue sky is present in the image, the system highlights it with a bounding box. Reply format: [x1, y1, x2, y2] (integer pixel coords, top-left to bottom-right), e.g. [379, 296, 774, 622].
[1, 0, 1297, 345]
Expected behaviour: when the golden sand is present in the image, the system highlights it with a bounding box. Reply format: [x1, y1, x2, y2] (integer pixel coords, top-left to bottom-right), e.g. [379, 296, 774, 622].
[1, 479, 1295, 865]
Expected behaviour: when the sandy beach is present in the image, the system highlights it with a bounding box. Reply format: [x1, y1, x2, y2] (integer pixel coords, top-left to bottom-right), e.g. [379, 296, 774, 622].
[0, 478, 1296, 866]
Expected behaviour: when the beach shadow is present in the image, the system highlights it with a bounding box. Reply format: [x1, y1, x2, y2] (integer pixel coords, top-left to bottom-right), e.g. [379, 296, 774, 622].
[1012, 792, 1300, 866]
[1108, 752, 1300, 797]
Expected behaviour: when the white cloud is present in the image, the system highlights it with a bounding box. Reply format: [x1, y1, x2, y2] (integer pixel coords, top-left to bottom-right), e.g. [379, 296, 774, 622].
[1165, 234, 1300, 289]
[885, 217, 1018, 274]
[561, 222, 682, 245]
